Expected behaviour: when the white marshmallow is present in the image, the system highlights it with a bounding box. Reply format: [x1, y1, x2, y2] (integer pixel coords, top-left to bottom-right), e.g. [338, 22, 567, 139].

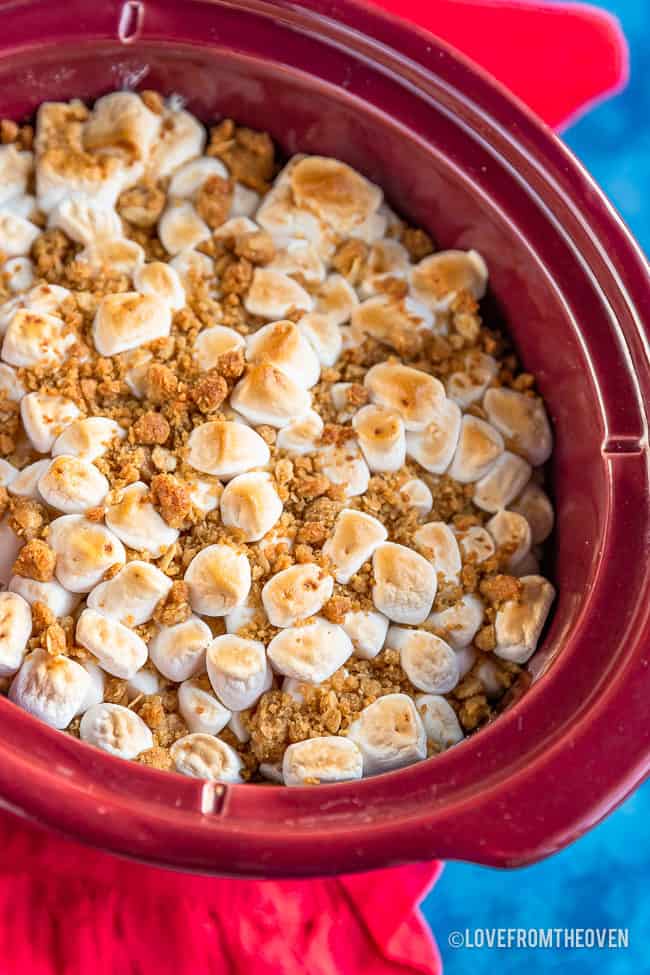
[447, 352, 498, 408]
[276, 410, 323, 455]
[483, 387, 553, 466]
[220, 471, 283, 542]
[184, 544, 251, 617]
[283, 736, 363, 786]
[52, 416, 124, 462]
[231, 184, 260, 218]
[244, 268, 313, 319]
[0, 145, 32, 206]
[213, 216, 258, 241]
[448, 415, 504, 483]
[322, 509, 387, 584]
[405, 398, 462, 474]
[227, 710, 251, 743]
[10, 649, 90, 729]
[48, 515, 126, 592]
[415, 695, 463, 749]
[8, 459, 49, 500]
[400, 479, 433, 519]
[149, 616, 212, 682]
[0, 591, 32, 677]
[206, 634, 270, 710]
[134, 260, 186, 311]
[486, 510, 532, 568]
[122, 349, 152, 399]
[413, 522, 462, 584]
[410, 249, 488, 309]
[224, 603, 259, 636]
[330, 383, 356, 422]
[78, 237, 145, 275]
[267, 619, 353, 683]
[347, 693, 426, 776]
[2, 308, 75, 368]
[352, 404, 406, 473]
[49, 197, 122, 245]
[494, 575, 555, 664]
[246, 320, 320, 389]
[427, 593, 484, 650]
[93, 292, 172, 357]
[388, 626, 459, 694]
[455, 525, 495, 565]
[76, 608, 148, 679]
[230, 363, 311, 428]
[282, 676, 306, 704]
[0, 458, 18, 487]
[105, 481, 179, 557]
[20, 392, 80, 453]
[364, 362, 445, 431]
[77, 660, 105, 715]
[372, 542, 437, 624]
[84, 91, 161, 163]
[87, 560, 172, 626]
[0, 194, 36, 220]
[159, 201, 211, 255]
[342, 610, 389, 660]
[37, 455, 109, 514]
[122, 669, 162, 702]
[187, 420, 270, 479]
[320, 441, 370, 497]
[351, 294, 432, 353]
[186, 476, 222, 514]
[178, 679, 231, 735]
[0, 362, 25, 400]
[315, 274, 359, 326]
[511, 483, 554, 544]
[9, 575, 79, 617]
[298, 313, 342, 367]
[194, 325, 245, 370]
[0, 520, 22, 586]
[267, 239, 325, 285]
[289, 156, 383, 234]
[0, 213, 40, 257]
[147, 107, 206, 180]
[474, 657, 504, 699]
[168, 156, 229, 198]
[170, 248, 214, 285]
[0, 283, 70, 333]
[80, 703, 153, 759]
[2, 257, 34, 293]
[262, 563, 334, 627]
[170, 733, 243, 783]
[456, 646, 477, 679]
[473, 451, 532, 514]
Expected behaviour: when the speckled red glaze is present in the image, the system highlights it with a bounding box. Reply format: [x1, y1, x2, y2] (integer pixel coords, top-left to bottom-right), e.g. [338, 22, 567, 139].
[0, 0, 648, 877]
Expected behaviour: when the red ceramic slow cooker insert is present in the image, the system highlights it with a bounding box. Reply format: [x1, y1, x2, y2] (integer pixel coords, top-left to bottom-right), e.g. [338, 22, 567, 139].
[0, 0, 648, 877]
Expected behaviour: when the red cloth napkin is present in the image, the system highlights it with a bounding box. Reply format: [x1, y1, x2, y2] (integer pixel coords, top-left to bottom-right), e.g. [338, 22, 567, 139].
[0, 3, 626, 973]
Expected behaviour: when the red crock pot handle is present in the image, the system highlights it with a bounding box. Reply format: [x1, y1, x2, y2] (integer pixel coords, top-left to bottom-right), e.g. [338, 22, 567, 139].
[371, 0, 628, 128]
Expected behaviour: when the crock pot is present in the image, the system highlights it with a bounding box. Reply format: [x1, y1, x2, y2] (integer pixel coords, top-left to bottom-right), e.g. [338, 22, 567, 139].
[0, 0, 648, 877]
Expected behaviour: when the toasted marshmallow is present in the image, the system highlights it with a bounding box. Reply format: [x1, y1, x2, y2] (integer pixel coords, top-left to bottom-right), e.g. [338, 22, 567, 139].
[149, 616, 212, 682]
[486, 510, 532, 568]
[246, 320, 320, 389]
[87, 560, 172, 626]
[52, 416, 124, 462]
[147, 107, 206, 180]
[0, 145, 32, 206]
[170, 248, 214, 284]
[511, 483, 554, 544]
[133, 260, 186, 311]
[298, 313, 342, 367]
[320, 441, 370, 497]
[448, 415, 504, 483]
[48, 515, 126, 592]
[347, 693, 426, 776]
[323, 509, 387, 584]
[178, 679, 231, 735]
[415, 694, 463, 749]
[268, 239, 325, 285]
[276, 410, 323, 455]
[244, 269, 313, 320]
[483, 387, 552, 466]
[159, 201, 210, 255]
[171, 733, 243, 783]
[351, 295, 432, 353]
[2, 256, 34, 293]
[400, 479, 433, 519]
[283, 736, 363, 786]
[494, 575, 555, 664]
[410, 249, 488, 309]
[0, 362, 25, 400]
[80, 703, 153, 759]
[10, 649, 90, 729]
[93, 292, 172, 356]
[77, 660, 106, 715]
[447, 352, 498, 407]
[455, 525, 495, 565]
[388, 626, 459, 694]
[360, 239, 411, 297]
[168, 156, 229, 198]
[1, 194, 36, 220]
[20, 392, 80, 453]
[206, 634, 270, 710]
[427, 593, 484, 650]
[372, 542, 437, 624]
[262, 563, 334, 627]
[290, 156, 382, 234]
[0, 591, 32, 677]
[220, 471, 283, 542]
[194, 325, 245, 370]
[364, 363, 445, 431]
[2, 308, 75, 368]
[187, 420, 270, 478]
[405, 398, 461, 475]
[342, 610, 389, 660]
[316, 274, 359, 326]
[9, 575, 79, 617]
[37, 455, 109, 514]
[231, 183, 260, 218]
[84, 91, 160, 161]
[184, 544, 251, 617]
[8, 459, 49, 500]
[473, 451, 532, 514]
[76, 608, 148, 679]
[0, 213, 40, 257]
[352, 404, 406, 472]
[413, 522, 462, 584]
[186, 476, 222, 514]
[49, 196, 122, 245]
[0, 283, 69, 331]
[213, 216, 258, 242]
[105, 481, 179, 557]
[513, 550, 542, 578]
[0, 522, 23, 586]
[330, 383, 356, 422]
[230, 363, 311, 428]
[122, 348, 152, 399]
[267, 619, 352, 683]
[78, 237, 145, 275]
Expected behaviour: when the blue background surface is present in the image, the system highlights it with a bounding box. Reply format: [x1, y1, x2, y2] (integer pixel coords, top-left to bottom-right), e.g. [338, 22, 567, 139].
[421, 2, 649, 971]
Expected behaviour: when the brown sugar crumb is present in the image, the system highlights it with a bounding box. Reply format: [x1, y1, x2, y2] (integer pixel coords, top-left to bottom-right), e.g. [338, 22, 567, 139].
[296, 473, 330, 499]
[332, 239, 368, 284]
[103, 677, 129, 706]
[296, 521, 329, 547]
[322, 595, 352, 624]
[401, 226, 435, 261]
[140, 90, 164, 114]
[44, 623, 67, 657]
[138, 745, 174, 771]
[153, 580, 192, 626]
[8, 498, 47, 541]
[132, 411, 170, 445]
[458, 694, 491, 732]
[234, 230, 275, 265]
[137, 695, 166, 730]
[12, 538, 56, 582]
[32, 228, 76, 281]
[144, 363, 178, 404]
[118, 183, 166, 227]
[474, 623, 497, 652]
[31, 601, 56, 634]
[221, 257, 253, 296]
[150, 474, 191, 530]
[207, 119, 275, 192]
[192, 369, 228, 413]
[479, 574, 522, 606]
[0, 486, 9, 520]
[196, 175, 233, 230]
[0, 119, 18, 143]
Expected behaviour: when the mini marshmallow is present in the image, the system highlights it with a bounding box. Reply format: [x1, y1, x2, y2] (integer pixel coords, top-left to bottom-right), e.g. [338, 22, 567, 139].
[415, 694, 464, 749]
[9, 575, 79, 617]
[388, 626, 459, 694]
[171, 733, 244, 783]
[8, 459, 49, 500]
[184, 544, 251, 616]
[0, 591, 32, 677]
[474, 657, 504, 699]
[298, 313, 342, 367]
[494, 575, 556, 664]
[427, 593, 484, 650]
[52, 416, 125, 462]
[283, 736, 363, 786]
[0, 521, 21, 587]
[0, 283, 69, 332]
[2, 308, 75, 368]
[244, 269, 313, 319]
[0, 213, 40, 257]
[347, 693, 426, 776]
[49, 197, 122, 245]
[400, 479, 433, 519]
[322, 509, 387, 584]
[37, 455, 109, 514]
[405, 397, 461, 475]
[410, 249, 488, 309]
[122, 349, 152, 399]
[159, 201, 211, 255]
[76, 608, 148, 679]
[276, 410, 324, 455]
[483, 387, 553, 466]
[455, 525, 495, 565]
[351, 294, 432, 353]
[77, 660, 105, 715]
[84, 91, 161, 162]
[0, 145, 32, 206]
[0, 459, 17, 487]
[230, 363, 311, 428]
[224, 603, 260, 636]
[2, 256, 34, 293]
[415, 522, 462, 588]
[93, 292, 172, 357]
[330, 383, 356, 422]
[359, 239, 411, 297]
[364, 362, 445, 431]
[87, 560, 172, 626]
[486, 510, 532, 568]
[473, 451, 532, 514]
[125, 666, 161, 699]
[105, 481, 179, 557]
[246, 320, 320, 389]
[262, 563, 334, 627]
[511, 483, 555, 544]
[372, 542, 437, 625]
[48, 515, 126, 592]
[170, 248, 214, 284]
[134, 260, 185, 311]
[448, 415, 504, 484]
[194, 325, 245, 370]
[320, 441, 370, 497]
[168, 156, 229, 198]
[0, 362, 25, 400]
[1, 194, 36, 220]
[446, 351, 498, 408]
[352, 404, 406, 472]
[342, 610, 389, 660]
[178, 679, 231, 735]
[147, 107, 206, 180]
[315, 274, 359, 326]
[289, 156, 382, 234]
[267, 239, 325, 285]
[513, 550, 542, 578]
[149, 616, 212, 682]
[186, 476, 222, 514]
[206, 634, 270, 710]
[20, 392, 80, 453]
[220, 471, 283, 542]
[282, 676, 306, 704]
[456, 646, 477, 679]
[80, 703, 153, 759]
[187, 420, 270, 478]
[213, 216, 258, 242]
[78, 238, 145, 275]
[227, 710, 251, 743]
[267, 619, 353, 684]
[10, 649, 90, 729]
